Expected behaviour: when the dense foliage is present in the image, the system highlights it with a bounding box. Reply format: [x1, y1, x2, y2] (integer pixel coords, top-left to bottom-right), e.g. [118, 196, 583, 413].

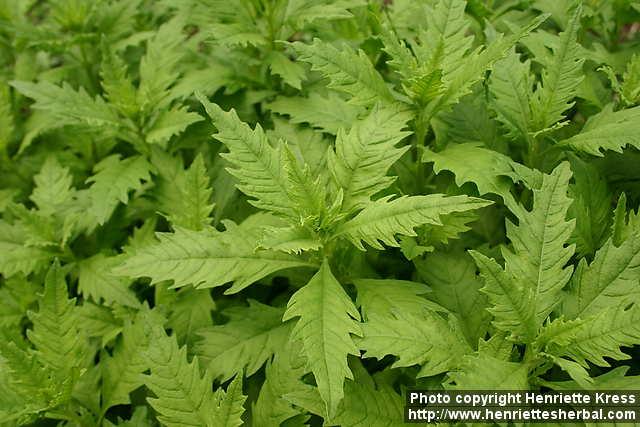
[1, 0, 640, 425]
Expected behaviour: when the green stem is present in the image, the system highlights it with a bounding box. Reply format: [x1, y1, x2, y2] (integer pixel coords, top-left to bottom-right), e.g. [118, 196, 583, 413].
[526, 135, 538, 169]
[414, 112, 428, 193]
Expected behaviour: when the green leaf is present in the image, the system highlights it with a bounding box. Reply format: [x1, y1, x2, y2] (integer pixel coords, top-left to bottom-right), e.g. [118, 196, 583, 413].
[165, 288, 216, 345]
[195, 300, 292, 381]
[353, 279, 435, 321]
[281, 144, 327, 223]
[114, 219, 315, 293]
[144, 330, 246, 427]
[490, 50, 534, 140]
[543, 366, 640, 390]
[423, 142, 542, 209]
[470, 163, 575, 342]
[268, 51, 306, 90]
[258, 225, 322, 254]
[145, 106, 203, 144]
[157, 154, 215, 231]
[100, 42, 138, 117]
[328, 103, 412, 212]
[11, 80, 121, 132]
[252, 341, 310, 427]
[86, 154, 153, 225]
[412, 0, 472, 83]
[101, 308, 164, 411]
[138, 18, 188, 110]
[27, 261, 90, 376]
[267, 92, 361, 135]
[336, 194, 492, 250]
[563, 229, 640, 319]
[198, 95, 298, 219]
[531, 1, 584, 131]
[0, 276, 39, 328]
[211, 374, 246, 427]
[282, 260, 362, 418]
[448, 354, 529, 389]
[546, 304, 640, 367]
[416, 250, 490, 346]
[292, 39, 395, 106]
[419, 10, 548, 121]
[328, 379, 405, 427]
[284, 0, 365, 26]
[359, 311, 470, 377]
[0, 338, 61, 423]
[567, 154, 611, 258]
[560, 105, 640, 156]
[0, 81, 14, 155]
[78, 254, 139, 307]
[29, 157, 75, 215]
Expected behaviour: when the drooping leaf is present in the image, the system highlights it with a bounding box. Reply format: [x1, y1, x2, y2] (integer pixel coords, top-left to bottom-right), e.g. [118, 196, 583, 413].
[195, 300, 292, 381]
[292, 39, 395, 106]
[282, 260, 362, 418]
[115, 220, 315, 293]
[359, 310, 471, 377]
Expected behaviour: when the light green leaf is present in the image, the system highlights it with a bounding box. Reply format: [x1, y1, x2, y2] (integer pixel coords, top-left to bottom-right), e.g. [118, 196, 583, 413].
[336, 194, 491, 250]
[138, 18, 187, 110]
[546, 305, 640, 367]
[195, 300, 292, 381]
[416, 250, 490, 346]
[567, 155, 611, 257]
[420, 11, 548, 121]
[101, 308, 164, 411]
[29, 157, 75, 216]
[328, 103, 412, 212]
[282, 260, 362, 418]
[252, 341, 310, 427]
[560, 105, 640, 156]
[100, 43, 138, 117]
[157, 154, 215, 231]
[78, 254, 139, 308]
[86, 154, 153, 225]
[27, 261, 90, 376]
[531, 1, 584, 130]
[490, 50, 534, 140]
[11, 80, 120, 131]
[353, 279, 436, 321]
[563, 230, 640, 319]
[267, 92, 361, 135]
[144, 330, 246, 427]
[448, 354, 529, 389]
[114, 221, 315, 293]
[268, 51, 306, 90]
[328, 380, 405, 427]
[423, 142, 542, 210]
[359, 311, 470, 377]
[165, 288, 216, 345]
[211, 374, 246, 427]
[470, 163, 575, 342]
[146, 106, 203, 144]
[198, 95, 298, 219]
[292, 39, 395, 106]
[258, 225, 322, 254]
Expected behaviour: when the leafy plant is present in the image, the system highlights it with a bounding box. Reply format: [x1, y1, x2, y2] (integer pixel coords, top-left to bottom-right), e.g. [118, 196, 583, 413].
[1, 0, 640, 426]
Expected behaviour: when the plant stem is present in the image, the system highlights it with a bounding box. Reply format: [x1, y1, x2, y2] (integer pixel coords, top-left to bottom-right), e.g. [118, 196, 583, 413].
[414, 112, 428, 193]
